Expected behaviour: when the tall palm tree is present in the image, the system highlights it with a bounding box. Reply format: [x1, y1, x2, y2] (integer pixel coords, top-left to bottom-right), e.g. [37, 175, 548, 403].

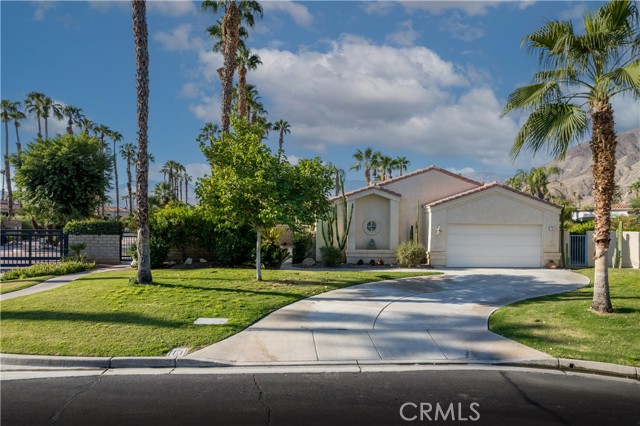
[61, 105, 84, 135]
[394, 156, 410, 176]
[501, 0, 640, 313]
[94, 124, 111, 154]
[40, 95, 63, 139]
[236, 45, 262, 119]
[506, 166, 561, 200]
[76, 117, 95, 135]
[272, 119, 290, 154]
[10, 107, 26, 168]
[120, 142, 137, 215]
[109, 130, 123, 218]
[351, 148, 380, 186]
[197, 122, 220, 150]
[132, 0, 152, 284]
[378, 155, 394, 181]
[1, 100, 18, 218]
[183, 172, 193, 205]
[201, 0, 263, 133]
[24, 92, 45, 138]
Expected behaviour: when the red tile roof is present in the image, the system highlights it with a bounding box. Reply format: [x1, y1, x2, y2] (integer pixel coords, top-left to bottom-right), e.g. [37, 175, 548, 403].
[377, 165, 483, 188]
[329, 185, 402, 202]
[425, 182, 561, 209]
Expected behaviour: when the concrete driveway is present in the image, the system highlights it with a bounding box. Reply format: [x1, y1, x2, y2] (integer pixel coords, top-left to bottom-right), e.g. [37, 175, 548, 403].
[188, 269, 589, 364]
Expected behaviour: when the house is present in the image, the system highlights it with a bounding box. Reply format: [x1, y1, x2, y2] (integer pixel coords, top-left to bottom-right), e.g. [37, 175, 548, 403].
[317, 166, 561, 268]
[572, 203, 634, 222]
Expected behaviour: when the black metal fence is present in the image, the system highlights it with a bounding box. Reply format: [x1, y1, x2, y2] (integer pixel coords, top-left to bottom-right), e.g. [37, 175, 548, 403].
[0, 229, 68, 268]
[569, 234, 587, 267]
[121, 233, 137, 262]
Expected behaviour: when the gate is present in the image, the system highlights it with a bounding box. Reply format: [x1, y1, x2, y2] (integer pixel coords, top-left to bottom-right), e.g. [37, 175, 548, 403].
[0, 229, 68, 268]
[120, 233, 136, 262]
[569, 234, 587, 267]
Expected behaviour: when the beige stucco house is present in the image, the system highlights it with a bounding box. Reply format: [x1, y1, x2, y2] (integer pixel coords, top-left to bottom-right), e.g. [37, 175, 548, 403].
[317, 166, 561, 268]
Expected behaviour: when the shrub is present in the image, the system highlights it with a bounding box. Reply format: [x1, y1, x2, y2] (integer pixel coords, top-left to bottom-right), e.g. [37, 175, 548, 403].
[64, 219, 123, 235]
[568, 217, 640, 234]
[292, 232, 313, 264]
[320, 246, 342, 267]
[1, 260, 96, 281]
[214, 226, 256, 266]
[396, 241, 427, 267]
[151, 205, 217, 260]
[128, 234, 170, 269]
[258, 242, 291, 269]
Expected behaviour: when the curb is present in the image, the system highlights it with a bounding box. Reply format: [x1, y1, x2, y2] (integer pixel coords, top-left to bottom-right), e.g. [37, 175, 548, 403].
[1, 354, 637, 380]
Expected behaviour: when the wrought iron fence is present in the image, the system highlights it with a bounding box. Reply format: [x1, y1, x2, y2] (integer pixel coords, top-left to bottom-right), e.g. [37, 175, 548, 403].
[0, 229, 68, 268]
[569, 234, 587, 267]
[121, 233, 137, 262]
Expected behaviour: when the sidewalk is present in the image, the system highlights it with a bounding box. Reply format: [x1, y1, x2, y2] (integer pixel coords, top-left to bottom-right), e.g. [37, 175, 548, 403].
[0, 264, 130, 301]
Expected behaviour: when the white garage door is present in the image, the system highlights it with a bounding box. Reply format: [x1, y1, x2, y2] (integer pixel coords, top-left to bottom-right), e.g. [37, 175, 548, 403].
[446, 224, 542, 268]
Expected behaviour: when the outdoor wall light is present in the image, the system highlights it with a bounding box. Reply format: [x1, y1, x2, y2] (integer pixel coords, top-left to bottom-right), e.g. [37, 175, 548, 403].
[548, 226, 556, 231]
[436, 225, 442, 235]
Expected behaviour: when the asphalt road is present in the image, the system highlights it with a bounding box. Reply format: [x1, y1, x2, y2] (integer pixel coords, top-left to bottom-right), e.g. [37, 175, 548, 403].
[2, 367, 639, 426]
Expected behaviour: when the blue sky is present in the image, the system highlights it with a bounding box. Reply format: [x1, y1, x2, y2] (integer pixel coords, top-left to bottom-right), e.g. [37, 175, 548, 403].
[2, 0, 639, 198]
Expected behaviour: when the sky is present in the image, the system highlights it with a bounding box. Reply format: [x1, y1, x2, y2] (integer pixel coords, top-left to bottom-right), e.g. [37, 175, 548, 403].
[2, 0, 639, 200]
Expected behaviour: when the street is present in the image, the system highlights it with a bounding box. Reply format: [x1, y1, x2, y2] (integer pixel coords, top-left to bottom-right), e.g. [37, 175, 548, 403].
[2, 366, 639, 426]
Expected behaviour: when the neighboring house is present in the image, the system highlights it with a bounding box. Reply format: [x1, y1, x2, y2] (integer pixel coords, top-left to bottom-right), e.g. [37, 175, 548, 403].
[0, 200, 21, 218]
[317, 166, 561, 268]
[103, 206, 130, 220]
[572, 203, 632, 222]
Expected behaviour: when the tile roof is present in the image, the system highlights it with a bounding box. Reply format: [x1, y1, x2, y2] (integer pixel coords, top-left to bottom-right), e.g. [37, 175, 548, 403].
[330, 185, 402, 202]
[611, 203, 632, 210]
[425, 182, 561, 209]
[377, 165, 483, 188]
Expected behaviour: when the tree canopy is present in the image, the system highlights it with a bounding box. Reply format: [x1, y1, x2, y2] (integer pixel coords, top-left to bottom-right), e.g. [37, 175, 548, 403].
[14, 133, 112, 227]
[196, 117, 333, 280]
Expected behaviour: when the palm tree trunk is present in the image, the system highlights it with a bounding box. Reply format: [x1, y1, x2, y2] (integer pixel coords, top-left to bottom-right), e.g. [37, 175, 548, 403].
[237, 65, 248, 119]
[132, 0, 152, 284]
[590, 100, 616, 313]
[14, 123, 22, 168]
[3, 118, 13, 218]
[127, 161, 133, 216]
[44, 116, 49, 139]
[113, 141, 120, 219]
[365, 168, 371, 186]
[67, 114, 74, 135]
[278, 130, 284, 153]
[256, 227, 262, 281]
[185, 180, 188, 205]
[36, 113, 42, 139]
[220, 1, 240, 133]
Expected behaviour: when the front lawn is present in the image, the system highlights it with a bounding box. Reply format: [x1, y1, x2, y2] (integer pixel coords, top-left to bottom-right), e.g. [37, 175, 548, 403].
[0, 268, 436, 357]
[0, 276, 54, 294]
[489, 268, 640, 367]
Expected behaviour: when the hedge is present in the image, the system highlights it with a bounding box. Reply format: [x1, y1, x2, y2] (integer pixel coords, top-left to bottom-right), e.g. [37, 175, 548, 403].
[64, 219, 124, 235]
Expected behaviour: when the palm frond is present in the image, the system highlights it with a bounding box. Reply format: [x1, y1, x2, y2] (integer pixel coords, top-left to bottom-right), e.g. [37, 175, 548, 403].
[510, 103, 588, 161]
[501, 82, 562, 116]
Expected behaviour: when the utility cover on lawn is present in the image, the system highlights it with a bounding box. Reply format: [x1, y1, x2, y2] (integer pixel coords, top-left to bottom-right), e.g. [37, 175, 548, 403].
[194, 318, 228, 325]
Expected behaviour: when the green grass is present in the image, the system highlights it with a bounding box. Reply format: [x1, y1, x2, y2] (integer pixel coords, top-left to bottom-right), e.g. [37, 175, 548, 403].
[0, 276, 55, 294]
[490, 268, 640, 367]
[0, 268, 436, 357]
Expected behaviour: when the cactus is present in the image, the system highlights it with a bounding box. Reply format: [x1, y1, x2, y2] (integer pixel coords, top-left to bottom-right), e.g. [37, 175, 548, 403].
[320, 169, 353, 261]
[414, 200, 420, 244]
[409, 225, 414, 242]
[612, 221, 623, 268]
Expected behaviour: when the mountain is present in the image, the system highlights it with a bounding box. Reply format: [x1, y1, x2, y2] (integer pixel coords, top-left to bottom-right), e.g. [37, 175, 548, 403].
[546, 128, 640, 206]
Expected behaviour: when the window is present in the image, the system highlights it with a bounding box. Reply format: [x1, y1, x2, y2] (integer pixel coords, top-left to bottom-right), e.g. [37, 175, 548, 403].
[363, 218, 381, 236]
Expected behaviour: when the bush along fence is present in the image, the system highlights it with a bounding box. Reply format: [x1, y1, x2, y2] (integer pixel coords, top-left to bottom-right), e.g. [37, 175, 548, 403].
[63, 220, 124, 265]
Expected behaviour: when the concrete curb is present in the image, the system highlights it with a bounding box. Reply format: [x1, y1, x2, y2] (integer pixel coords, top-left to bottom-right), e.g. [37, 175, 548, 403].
[1, 353, 637, 380]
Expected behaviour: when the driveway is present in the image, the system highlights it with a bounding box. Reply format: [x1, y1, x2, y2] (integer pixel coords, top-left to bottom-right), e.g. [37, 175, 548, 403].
[188, 269, 589, 364]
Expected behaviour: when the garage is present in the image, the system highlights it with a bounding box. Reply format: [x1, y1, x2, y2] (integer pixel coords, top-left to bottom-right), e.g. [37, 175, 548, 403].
[446, 224, 542, 267]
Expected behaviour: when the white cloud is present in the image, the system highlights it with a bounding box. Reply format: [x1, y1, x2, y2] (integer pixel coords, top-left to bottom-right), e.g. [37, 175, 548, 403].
[447, 167, 476, 174]
[560, 3, 589, 21]
[154, 23, 205, 52]
[32, 2, 56, 21]
[147, 0, 196, 17]
[188, 35, 531, 170]
[261, 1, 313, 27]
[185, 163, 211, 181]
[612, 95, 640, 133]
[400, 1, 500, 16]
[179, 82, 202, 99]
[438, 12, 485, 41]
[362, 2, 396, 16]
[386, 20, 420, 47]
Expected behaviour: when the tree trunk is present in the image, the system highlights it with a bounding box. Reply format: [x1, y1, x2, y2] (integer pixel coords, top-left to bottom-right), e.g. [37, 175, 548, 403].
[14, 123, 22, 168]
[589, 100, 616, 313]
[132, 0, 152, 284]
[220, 1, 240, 133]
[237, 65, 248, 119]
[278, 130, 284, 153]
[3, 118, 13, 218]
[113, 141, 120, 219]
[44, 116, 49, 139]
[127, 161, 133, 215]
[256, 228, 263, 281]
[36, 114, 42, 139]
[67, 115, 74, 135]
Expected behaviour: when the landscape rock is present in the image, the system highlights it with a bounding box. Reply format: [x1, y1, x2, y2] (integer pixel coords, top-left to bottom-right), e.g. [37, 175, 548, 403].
[301, 258, 315, 268]
[184, 258, 193, 265]
[199, 258, 208, 263]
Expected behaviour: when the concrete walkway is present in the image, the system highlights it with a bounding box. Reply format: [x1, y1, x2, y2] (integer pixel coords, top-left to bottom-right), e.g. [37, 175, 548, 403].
[0, 265, 130, 301]
[188, 269, 589, 364]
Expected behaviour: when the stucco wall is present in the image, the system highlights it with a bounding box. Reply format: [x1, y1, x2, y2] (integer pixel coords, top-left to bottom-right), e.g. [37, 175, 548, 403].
[586, 231, 640, 268]
[69, 234, 120, 265]
[426, 187, 561, 267]
[353, 194, 390, 249]
[384, 169, 479, 245]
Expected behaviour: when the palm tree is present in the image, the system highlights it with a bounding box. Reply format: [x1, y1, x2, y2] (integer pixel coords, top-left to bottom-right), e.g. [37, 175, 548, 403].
[506, 166, 561, 200]
[40, 95, 63, 139]
[183, 172, 193, 205]
[1, 99, 18, 218]
[272, 119, 291, 155]
[10, 108, 26, 168]
[395, 156, 410, 176]
[76, 117, 95, 135]
[61, 105, 84, 135]
[378, 155, 394, 181]
[94, 124, 111, 154]
[109, 130, 123, 218]
[201, 0, 263, 133]
[501, 0, 640, 313]
[351, 148, 380, 186]
[120, 142, 137, 215]
[132, 0, 152, 284]
[236, 45, 262, 119]
[24, 92, 45, 138]
[153, 182, 175, 206]
[197, 122, 220, 150]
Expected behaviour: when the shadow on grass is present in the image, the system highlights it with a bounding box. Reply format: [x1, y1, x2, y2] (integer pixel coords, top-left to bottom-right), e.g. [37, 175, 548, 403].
[1, 310, 183, 328]
[143, 281, 304, 300]
[490, 323, 564, 344]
